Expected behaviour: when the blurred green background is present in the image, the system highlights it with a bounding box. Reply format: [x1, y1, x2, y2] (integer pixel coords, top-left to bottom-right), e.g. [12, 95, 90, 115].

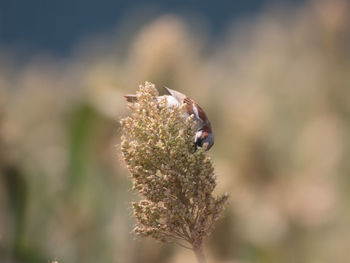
[1, 0, 350, 262]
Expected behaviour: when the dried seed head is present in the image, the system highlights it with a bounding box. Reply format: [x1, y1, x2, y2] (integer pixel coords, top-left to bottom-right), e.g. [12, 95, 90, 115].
[120, 81, 228, 247]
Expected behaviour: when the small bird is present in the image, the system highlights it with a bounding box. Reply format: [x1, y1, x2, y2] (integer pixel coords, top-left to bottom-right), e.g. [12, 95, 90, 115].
[124, 87, 214, 151]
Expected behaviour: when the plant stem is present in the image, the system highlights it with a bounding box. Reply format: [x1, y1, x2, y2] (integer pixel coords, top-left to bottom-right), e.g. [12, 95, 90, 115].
[193, 244, 207, 263]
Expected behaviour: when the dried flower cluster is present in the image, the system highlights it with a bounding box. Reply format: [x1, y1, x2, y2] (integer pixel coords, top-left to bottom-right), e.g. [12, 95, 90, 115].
[120, 82, 228, 258]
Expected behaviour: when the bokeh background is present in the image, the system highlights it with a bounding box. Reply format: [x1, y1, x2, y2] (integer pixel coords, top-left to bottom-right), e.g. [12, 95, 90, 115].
[1, 0, 350, 262]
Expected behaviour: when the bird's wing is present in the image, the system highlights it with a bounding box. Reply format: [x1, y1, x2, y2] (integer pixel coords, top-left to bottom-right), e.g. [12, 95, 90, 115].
[183, 98, 208, 125]
[163, 87, 210, 127]
[163, 87, 187, 103]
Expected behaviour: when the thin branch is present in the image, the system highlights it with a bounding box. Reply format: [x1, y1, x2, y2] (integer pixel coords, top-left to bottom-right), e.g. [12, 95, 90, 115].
[181, 224, 192, 242]
[160, 230, 187, 242]
[166, 240, 193, 250]
[173, 229, 191, 243]
[194, 205, 201, 227]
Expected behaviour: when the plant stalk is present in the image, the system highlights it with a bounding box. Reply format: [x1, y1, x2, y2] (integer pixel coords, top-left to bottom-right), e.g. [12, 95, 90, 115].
[193, 244, 207, 263]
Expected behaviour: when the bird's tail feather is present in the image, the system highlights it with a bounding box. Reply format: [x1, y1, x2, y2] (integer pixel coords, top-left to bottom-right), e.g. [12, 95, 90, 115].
[124, 94, 138, 103]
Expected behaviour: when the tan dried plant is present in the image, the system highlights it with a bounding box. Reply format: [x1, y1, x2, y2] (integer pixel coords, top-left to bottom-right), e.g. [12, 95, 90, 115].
[120, 82, 228, 262]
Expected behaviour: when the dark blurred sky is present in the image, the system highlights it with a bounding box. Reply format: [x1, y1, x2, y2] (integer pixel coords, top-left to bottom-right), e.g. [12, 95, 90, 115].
[0, 0, 304, 56]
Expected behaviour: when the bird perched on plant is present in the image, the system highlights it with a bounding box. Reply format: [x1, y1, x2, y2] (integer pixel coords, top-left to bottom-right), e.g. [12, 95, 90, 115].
[124, 87, 214, 151]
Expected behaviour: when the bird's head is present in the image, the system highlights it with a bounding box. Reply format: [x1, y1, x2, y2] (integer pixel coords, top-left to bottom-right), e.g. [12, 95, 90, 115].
[194, 130, 214, 151]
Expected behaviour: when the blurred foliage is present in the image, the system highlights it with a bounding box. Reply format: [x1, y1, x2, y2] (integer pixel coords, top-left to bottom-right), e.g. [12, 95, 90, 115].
[1, 0, 350, 262]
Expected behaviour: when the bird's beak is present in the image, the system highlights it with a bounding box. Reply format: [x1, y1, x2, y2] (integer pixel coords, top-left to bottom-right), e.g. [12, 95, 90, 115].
[193, 144, 198, 153]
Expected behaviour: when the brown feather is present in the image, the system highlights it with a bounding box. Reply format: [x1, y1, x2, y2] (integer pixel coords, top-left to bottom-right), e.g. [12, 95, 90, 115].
[183, 98, 195, 116]
[200, 123, 212, 137]
[183, 97, 209, 124]
[194, 102, 209, 123]
[124, 95, 138, 103]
